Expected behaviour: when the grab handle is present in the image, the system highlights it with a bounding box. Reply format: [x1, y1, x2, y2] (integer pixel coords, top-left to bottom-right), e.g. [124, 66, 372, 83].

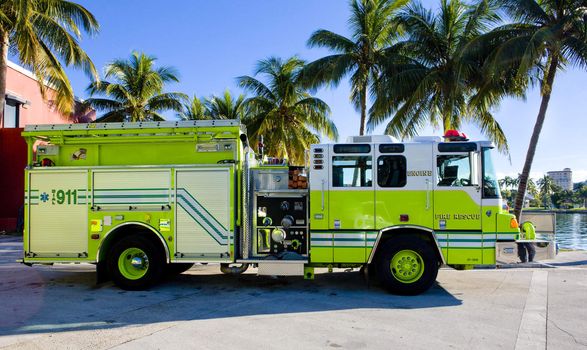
[321, 179, 325, 211]
[426, 179, 431, 210]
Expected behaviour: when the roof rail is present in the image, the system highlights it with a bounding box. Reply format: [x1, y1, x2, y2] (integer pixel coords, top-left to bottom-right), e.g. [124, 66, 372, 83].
[23, 119, 241, 132]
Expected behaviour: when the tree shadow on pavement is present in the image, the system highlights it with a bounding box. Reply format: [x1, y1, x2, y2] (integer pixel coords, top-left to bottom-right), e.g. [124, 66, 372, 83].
[0, 266, 461, 336]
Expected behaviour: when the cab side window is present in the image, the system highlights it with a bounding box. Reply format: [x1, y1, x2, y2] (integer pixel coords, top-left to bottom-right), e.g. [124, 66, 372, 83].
[437, 154, 472, 186]
[332, 156, 372, 187]
[377, 156, 407, 187]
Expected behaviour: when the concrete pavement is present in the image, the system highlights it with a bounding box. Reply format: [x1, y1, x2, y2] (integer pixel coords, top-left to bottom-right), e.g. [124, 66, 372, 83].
[1, 235, 586, 349]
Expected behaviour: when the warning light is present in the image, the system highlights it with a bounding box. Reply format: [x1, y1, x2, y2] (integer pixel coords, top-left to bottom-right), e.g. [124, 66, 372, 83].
[444, 130, 469, 141]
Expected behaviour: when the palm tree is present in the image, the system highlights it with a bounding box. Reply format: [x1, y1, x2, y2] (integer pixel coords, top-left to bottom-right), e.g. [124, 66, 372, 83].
[86, 52, 186, 122]
[537, 175, 554, 209]
[498, 178, 507, 191]
[368, 0, 512, 152]
[237, 56, 338, 164]
[578, 185, 587, 209]
[301, 0, 408, 135]
[526, 177, 538, 197]
[206, 89, 247, 120]
[0, 0, 99, 122]
[482, 0, 587, 220]
[178, 95, 210, 120]
[501, 176, 511, 190]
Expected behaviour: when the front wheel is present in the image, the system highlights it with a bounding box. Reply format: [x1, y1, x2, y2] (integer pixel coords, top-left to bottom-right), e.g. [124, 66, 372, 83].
[108, 235, 165, 290]
[376, 237, 439, 295]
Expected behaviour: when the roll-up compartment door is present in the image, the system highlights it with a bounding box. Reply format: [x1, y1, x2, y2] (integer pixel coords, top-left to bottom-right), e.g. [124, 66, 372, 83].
[175, 167, 233, 260]
[28, 170, 88, 257]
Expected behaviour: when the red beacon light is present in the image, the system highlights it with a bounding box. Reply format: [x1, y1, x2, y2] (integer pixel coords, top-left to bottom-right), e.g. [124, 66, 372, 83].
[444, 129, 469, 142]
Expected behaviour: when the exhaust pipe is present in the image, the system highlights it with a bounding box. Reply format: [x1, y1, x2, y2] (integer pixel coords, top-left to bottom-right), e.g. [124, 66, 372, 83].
[220, 263, 249, 275]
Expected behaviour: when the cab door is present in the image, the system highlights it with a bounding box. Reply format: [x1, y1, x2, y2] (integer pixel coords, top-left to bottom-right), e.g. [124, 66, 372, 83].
[328, 144, 374, 263]
[375, 143, 434, 230]
[433, 142, 483, 265]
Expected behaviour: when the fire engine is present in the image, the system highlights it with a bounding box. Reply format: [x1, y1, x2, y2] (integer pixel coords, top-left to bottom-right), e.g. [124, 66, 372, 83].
[20, 120, 548, 295]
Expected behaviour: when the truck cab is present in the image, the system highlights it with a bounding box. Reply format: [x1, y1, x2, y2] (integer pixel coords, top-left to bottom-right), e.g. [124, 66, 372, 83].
[305, 134, 523, 293]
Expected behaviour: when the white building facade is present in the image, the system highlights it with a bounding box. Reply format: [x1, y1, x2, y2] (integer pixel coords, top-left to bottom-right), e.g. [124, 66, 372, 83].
[547, 168, 573, 191]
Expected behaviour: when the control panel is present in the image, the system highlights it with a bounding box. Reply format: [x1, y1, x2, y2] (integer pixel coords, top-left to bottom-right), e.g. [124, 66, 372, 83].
[255, 195, 308, 256]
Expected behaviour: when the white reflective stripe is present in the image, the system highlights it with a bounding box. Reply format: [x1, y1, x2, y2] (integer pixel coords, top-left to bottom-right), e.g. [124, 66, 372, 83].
[94, 197, 167, 204]
[483, 241, 496, 247]
[497, 233, 517, 240]
[94, 190, 169, 196]
[449, 242, 483, 247]
[447, 234, 483, 240]
[332, 241, 365, 247]
[310, 240, 332, 246]
[438, 242, 448, 247]
[366, 232, 378, 237]
[366, 241, 376, 247]
[310, 233, 332, 239]
[333, 233, 365, 239]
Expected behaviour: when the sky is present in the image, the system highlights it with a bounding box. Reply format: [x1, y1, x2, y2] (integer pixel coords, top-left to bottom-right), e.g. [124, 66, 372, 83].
[50, 0, 587, 182]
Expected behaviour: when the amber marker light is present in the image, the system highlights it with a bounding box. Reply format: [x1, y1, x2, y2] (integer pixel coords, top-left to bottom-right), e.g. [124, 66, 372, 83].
[510, 217, 519, 229]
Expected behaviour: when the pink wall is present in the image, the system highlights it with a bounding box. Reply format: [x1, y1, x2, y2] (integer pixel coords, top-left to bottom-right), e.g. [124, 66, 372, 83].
[0, 128, 26, 231]
[0, 62, 95, 232]
[6, 61, 96, 126]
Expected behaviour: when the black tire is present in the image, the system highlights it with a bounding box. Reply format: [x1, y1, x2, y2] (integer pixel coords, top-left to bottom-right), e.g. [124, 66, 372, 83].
[107, 235, 165, 290]
[376, 236, 439, 295]
[165, 263, 194, 276]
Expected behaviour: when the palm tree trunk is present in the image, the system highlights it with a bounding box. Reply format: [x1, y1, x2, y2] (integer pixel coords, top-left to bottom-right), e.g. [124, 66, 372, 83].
[513, 55, 559, 221]
[0, 30, 9, 127]
[443, 118, 451, 133]
[359, 86, 367, 136]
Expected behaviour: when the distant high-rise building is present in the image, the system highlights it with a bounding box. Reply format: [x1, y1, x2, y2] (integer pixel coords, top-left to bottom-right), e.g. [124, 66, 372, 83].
[547, 168, 573, 191]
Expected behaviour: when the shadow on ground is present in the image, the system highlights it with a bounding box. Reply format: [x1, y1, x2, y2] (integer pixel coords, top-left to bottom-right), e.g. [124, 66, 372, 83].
[0, 263, 462, 336]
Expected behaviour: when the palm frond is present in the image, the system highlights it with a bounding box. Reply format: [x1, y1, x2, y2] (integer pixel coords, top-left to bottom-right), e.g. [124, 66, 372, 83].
[307, 29, 355, 52]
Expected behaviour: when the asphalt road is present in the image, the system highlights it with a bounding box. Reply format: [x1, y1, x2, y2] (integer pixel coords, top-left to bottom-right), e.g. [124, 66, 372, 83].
[1, 235, 586, 349]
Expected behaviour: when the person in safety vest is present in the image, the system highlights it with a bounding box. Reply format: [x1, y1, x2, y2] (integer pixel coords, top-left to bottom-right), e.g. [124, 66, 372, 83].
[518, 221, 536, 263]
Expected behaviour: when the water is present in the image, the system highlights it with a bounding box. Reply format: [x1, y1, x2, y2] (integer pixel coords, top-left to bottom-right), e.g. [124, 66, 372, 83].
[556, 213, 587, 250]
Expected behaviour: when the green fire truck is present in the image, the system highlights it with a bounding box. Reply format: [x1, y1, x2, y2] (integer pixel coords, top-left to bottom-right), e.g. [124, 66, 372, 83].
[21, 120, 530, 295]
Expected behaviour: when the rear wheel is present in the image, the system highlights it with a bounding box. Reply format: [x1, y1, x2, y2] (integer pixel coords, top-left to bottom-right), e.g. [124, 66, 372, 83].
[376, 236, 439, 295]
[108, 235, 164, 290]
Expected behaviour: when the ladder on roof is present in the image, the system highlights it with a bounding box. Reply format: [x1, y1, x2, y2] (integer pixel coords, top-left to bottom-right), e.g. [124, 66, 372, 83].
[23, 119, 241, 132]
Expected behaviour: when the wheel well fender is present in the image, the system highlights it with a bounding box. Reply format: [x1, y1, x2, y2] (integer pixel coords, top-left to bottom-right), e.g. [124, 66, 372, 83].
[96, 222, 170, 263]
[368, 226, 445, 265]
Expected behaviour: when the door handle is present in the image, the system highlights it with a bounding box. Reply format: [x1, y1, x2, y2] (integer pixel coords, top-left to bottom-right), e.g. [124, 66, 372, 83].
[321, 179, 325, 211]
[425, 179, 431, 210]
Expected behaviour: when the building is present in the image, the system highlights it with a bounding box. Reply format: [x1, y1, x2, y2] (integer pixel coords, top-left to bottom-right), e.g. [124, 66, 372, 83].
[547, 168, 573, 191]
[2, 60, 95, 128]
[0, 60, 95, 232]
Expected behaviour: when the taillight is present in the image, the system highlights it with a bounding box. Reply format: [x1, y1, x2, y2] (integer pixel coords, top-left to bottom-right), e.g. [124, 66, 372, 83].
[510, 217, 519, 229]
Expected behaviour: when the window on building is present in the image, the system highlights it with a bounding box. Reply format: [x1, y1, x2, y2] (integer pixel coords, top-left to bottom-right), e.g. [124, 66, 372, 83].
[3, 99, 20, 128]
[332, 156, 372, 187]
[437, 154, 477, 186]
[377, 156, 407, 187]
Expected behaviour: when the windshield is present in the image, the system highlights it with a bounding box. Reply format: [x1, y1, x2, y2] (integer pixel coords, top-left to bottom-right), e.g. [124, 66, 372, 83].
[482, 148, 501, 198]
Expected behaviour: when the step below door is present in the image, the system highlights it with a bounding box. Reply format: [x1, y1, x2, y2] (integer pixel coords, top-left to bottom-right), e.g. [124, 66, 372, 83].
[175, 167, 233, 261]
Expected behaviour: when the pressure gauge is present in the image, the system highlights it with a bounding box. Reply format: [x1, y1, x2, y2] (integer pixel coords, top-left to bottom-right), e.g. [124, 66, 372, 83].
[280, 201, 290, 211]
